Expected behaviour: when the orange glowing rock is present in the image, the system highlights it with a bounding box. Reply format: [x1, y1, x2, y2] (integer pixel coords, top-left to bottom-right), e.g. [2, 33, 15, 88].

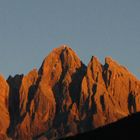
[0, 46, 140, 139]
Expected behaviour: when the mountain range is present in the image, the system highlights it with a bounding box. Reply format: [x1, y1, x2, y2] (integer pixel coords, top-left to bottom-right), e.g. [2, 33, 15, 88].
[0, 45, 140, 140]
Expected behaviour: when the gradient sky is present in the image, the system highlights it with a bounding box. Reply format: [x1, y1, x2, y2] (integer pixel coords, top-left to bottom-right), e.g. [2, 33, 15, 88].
[0, 0, 140, 79]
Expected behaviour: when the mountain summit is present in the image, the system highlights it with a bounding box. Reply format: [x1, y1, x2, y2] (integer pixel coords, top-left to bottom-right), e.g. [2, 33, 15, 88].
[0, 45, 140, 140]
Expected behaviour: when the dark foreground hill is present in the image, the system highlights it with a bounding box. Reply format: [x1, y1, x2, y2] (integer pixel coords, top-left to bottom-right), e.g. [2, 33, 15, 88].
[63, 112, 140, 140]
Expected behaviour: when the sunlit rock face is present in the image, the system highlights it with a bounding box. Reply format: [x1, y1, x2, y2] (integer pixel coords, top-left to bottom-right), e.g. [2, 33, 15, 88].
[80, 56, 140, 129]
[6, 46, 86, 140]
[0, 75, 10, 139]
[0, 45, 140, 140]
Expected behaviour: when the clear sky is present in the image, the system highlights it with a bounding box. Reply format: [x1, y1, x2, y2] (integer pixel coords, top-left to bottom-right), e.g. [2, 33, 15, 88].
[0, 0, 140, 79]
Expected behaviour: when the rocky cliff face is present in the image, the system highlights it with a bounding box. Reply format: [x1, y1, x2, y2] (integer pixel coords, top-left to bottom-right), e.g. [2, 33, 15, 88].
[79, 56, 140, 129]
[0, 45, 140, 140]
[0, 75, 10, 139]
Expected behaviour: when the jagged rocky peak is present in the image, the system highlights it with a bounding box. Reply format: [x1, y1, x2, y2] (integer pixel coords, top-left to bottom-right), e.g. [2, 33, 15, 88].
[104, 56, 123, 69]
[105, 56, 114, 64]
[104, 56, 131, 74]
[90, 56, 102, 71]
[39, 45, 83, 76]
[6, 46, 86, 140]
[87, 56, 103, 83]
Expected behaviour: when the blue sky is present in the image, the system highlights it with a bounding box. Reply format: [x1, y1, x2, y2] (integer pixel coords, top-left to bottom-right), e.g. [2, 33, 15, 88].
[0, 0, 140, 78]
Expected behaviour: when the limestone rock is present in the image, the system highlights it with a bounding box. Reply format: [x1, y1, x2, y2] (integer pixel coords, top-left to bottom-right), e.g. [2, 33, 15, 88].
[0, 46, 140, 139]
[80, 56, 140, 129]
[0, 75, 10, 138]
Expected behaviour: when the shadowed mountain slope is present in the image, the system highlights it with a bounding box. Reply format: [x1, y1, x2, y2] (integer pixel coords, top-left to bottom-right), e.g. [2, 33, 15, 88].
[63, 112, 140, 140]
